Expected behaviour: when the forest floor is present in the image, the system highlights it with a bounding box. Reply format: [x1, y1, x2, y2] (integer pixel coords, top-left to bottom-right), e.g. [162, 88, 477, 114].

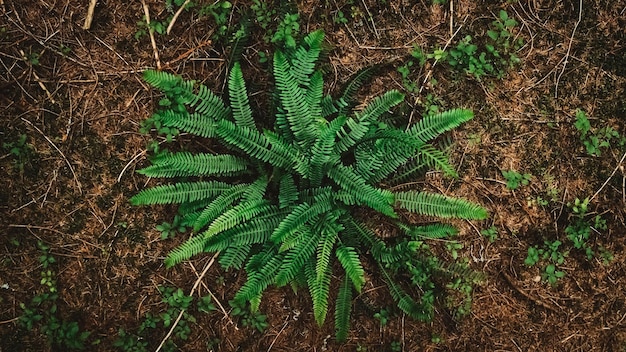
[1, 0, 626, 351]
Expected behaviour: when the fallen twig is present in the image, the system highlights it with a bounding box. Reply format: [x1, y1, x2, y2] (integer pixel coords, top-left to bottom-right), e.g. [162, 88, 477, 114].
[117, 150, 146, 182]
[141, 0, 162, 70]
[590, 150, 626, 202]
[19, 49, 56, 104]
[554, 0, 582, 98]
[166, 0, 191, 35]
[83, 0, 98, 30]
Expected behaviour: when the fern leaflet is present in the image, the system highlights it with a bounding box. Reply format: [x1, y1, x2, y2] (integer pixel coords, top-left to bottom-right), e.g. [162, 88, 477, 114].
[394, 191, 488, 219]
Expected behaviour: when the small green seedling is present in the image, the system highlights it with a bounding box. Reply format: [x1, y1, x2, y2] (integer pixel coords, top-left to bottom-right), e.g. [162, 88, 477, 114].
[113, 328, 148, 352]
[481, 226, 498, 243]
[524, 240, 567, 267]
[373, 308, 391, 327]
[197, 296, 217, 314]
[3, 134, 35, 171]
[271, 13, 300, 48]
[574, 109, 626, 156]
[230, 300, 268, 332]
[502, 169, 531, 190]
[198, 1, 232, 40]
[156, 215, 186, 240]
[390, 341, 402, 352]
[542, 264, 565, 286]
[20, 245, 91, 349]
[135, 16, 167, 40]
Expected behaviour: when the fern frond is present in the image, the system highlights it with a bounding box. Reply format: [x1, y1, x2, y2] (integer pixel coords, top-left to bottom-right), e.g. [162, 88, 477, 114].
[275, 230, 320, 286]
[278, 174, 298, 208]
[163, 233, 208, 268]
[278, 226, 310, 253]
[203, 199, 274, 238]
[228, 62, 256, 130]
[381, 267, 432, 321]
[337, 64, 379, 115]
[159, 110, 219, 138]
[263, 130, 309, 177]
[274, 105, 294, 143]
[438, 262, 485, 284]
[289, 30, 324, 87]
[309, 115, 346, 186]
[165, 199, 273, 267]
[358, 90, 405, 124]
[193, 84, 232, 122]
[351, 143, 382, 180]
[144, 70, 183, 89]
[399, 223, 459, 239]
[305, 257, 332, 326]
[219, 244, 252, 270]
[345, 217, 386, 254]
[274, 50, 316, 148]
[143, 70, 196, 106]
[191, 183, 250, 231]
[316, 220, 340, 284]
[418, 144, 458, 177]
[305, 70, 324, 121]
[334, 115, 372, 154]
[270, 198, 333, 244]
[327, 164, 396, 217]
[335, 245, 365, 292]
[130, 181, 232, 205]
[321, 95, 338, 117]
[216, 120, 295, 169]
[137, 152, 249, 178]
[334, 275, 353, 342]
[242, 175, 269, 201]
[333, 90, 403, 154]
[357, 130, 419, 183]
[394, 191, 488, 219]
[379, 241, 421, 265]
[204, 206, 284, 252]
[407, 109, 474, 144]
[235, 247, 283, 305]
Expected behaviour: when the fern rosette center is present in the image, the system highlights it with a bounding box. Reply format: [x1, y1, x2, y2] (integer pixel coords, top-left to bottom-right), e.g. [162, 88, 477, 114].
[131, 30, 487, 340]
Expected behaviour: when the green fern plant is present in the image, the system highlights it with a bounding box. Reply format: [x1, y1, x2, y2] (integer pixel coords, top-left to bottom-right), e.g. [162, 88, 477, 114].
[131, 30, 487, 340]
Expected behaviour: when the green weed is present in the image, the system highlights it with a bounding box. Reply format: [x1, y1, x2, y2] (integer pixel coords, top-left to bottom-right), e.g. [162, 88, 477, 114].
[230, 300, 269, 332]
[502, 169, 531, 190]
[19, 243, 92, 349]
[251, 0, 276, 30]
[574, 109, 625, 156]
[156, 215, 186, 240]
[373, 308, 391, 327]
[271, 13, 300, 48]
[524, 240, 567, 286]
[198, 1, 232, 40]
[3, 133, 35, 172]
[481, 226, 498, 243]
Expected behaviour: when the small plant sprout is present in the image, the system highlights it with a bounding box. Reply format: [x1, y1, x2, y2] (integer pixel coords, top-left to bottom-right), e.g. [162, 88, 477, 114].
[229, 300, 269, 332]
[542, 264, 565, 286]
[502, 169, 531, 190]
[156, 215, 186, 239]
[481, 226, 498, 243]
[574, 109, 626, 156]
[373, 308, 391, 327]
[3, 133, 35, 171]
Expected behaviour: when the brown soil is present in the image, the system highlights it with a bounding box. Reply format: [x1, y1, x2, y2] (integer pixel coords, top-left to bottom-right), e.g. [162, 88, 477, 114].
[1, 0, 625, 351]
